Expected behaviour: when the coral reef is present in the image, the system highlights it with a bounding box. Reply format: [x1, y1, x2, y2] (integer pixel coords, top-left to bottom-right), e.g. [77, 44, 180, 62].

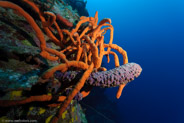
[64, 0, 89, 16]
[0, 0, 142, 123]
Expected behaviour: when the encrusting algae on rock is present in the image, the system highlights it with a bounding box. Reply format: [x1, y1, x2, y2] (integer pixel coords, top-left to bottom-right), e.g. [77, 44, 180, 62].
[0, 0, 142, 122]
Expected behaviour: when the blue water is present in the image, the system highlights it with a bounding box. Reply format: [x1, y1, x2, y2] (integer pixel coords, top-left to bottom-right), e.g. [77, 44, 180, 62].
[84, 0, 184, 123]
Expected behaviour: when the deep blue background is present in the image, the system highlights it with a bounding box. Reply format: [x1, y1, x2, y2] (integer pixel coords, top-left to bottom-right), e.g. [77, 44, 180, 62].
[83, 0, 184, 123]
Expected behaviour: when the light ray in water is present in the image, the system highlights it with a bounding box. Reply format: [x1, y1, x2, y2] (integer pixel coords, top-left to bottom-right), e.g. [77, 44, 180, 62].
[80, 102, 115, 123]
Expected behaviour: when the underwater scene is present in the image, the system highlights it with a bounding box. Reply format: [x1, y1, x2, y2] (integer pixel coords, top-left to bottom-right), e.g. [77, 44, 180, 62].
[0, 0, 183, 123]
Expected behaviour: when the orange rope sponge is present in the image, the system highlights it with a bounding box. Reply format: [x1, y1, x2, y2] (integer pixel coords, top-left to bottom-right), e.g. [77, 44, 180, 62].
[0, 1, 142, 123]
